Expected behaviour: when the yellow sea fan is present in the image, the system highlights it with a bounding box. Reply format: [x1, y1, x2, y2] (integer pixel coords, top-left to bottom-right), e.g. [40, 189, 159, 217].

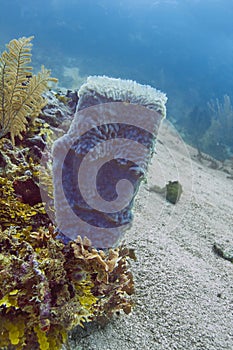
[0, 36, 57, 143]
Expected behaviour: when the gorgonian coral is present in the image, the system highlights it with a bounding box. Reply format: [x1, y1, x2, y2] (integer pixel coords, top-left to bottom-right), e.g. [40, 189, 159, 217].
[0, 36, 57, 144]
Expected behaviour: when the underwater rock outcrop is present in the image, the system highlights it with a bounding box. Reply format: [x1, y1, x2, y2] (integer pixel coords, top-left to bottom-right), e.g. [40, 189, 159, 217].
[52, 76, 167, 248]
[41, 90, 78, 128]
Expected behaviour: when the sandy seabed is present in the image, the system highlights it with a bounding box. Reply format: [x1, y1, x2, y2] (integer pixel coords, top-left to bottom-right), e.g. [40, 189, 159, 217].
[68, 120, 233, 350]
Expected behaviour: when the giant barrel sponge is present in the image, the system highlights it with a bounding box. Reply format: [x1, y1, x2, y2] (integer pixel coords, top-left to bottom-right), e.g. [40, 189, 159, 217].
[52, 76, 167, 248]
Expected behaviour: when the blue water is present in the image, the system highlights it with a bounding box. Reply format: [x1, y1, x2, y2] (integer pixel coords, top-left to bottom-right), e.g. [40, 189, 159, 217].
[1, 0, 233, 159]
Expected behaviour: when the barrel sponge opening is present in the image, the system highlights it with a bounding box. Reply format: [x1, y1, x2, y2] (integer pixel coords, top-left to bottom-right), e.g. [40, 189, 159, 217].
[78, 75, 167, 116]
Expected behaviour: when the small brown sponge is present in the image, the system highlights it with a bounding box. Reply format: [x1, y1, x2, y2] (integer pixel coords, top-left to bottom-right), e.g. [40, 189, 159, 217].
[165, 181, 183, 204]
[0, 36, 57, 144]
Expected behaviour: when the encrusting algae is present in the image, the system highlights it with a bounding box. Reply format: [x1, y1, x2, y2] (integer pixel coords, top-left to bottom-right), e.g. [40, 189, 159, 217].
[0, 36, 135, 350]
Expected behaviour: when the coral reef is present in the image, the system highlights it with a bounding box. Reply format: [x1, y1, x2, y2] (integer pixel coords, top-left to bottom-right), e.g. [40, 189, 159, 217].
[0, 228, 134, 350]
[42, 89, 78, 128]
[0, 36, 166, 349]
[0, 77, 135, 349]
[0, 136, 49, 231]
[0, 36, 57, 144]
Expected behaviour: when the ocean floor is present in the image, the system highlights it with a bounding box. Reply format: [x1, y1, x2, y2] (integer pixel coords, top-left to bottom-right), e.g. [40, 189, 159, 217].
[68, 120, 233, 350]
